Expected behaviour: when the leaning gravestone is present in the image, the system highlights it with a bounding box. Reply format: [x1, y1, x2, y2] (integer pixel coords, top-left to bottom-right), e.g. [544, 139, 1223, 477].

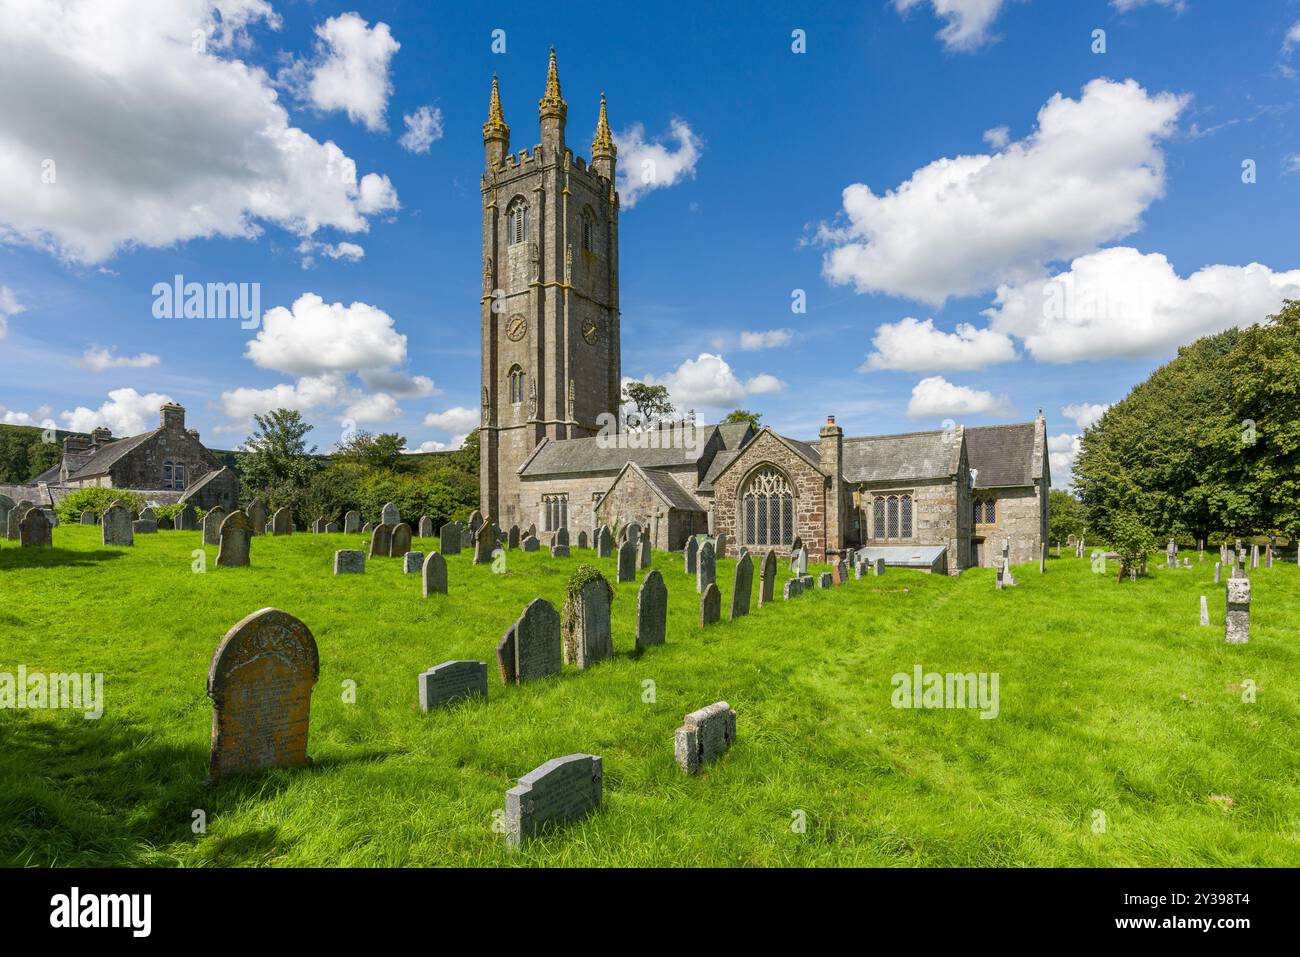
[495, 598, 562, 685]
[381, 502, 400, 526]
[596, 525, 613, 558]
[700, 582, 721, 626]
[759, 550, 777, 608]
[419, 516, 434, 539]
[271, 507, 292, 535]
[202, 506, 228, 547]
[369, 523, 393, 559]
[617, 540, 637, 583]
[102, 502, 133, 546]
[334, 549, 365, 574]
[684, 536, 698, 575]
[563, 572, 613, 668]
[419, 661, 487, 712]
[474, 521, 495, 565]
[247, 499, 267, 536]
[1225, 579, 1250, 644]
[206, 608, 320, 782]
[674, 701, 737, 775]
[636, 570, 667, 650]
[505, 753, 602, 849]
[216, 511, 252, 567]
[402, 551, 424, 574]
[440, 522, 462, 556]
[343, 510, 361, 535]
[731, 552, 753, 620]
[19, 508, 51, 547]
[521, 535, 540, 552]
[422, 551, 448, 596]
[390, 523, 413, 558]
[80, 510, 96, 525]
[696, 540, 716, 594]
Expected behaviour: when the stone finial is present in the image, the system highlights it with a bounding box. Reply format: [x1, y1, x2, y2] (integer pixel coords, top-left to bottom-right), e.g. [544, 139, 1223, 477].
[483, 74, 509, 141]
[591, 92, 616, 158]
[538, 47, 566, 121]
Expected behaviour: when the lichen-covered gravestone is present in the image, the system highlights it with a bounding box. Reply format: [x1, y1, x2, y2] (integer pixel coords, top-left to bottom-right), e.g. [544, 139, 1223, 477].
[419, 661, 487, 712]
[674, 702, 736, 775]
[381, 502, 401, 526]
[731, 552, 753, 619]
[402, 551, 424, 574]
[419, 516, 434, 538]
[216, 510, 252, 567]
[639, 533, 651, 569]
[370, 523, 393, 559]
[700, 582, 721, 626]
[563, 571, 613, 668]
[343, 510, 361, 534]
[696, 540, 716, 594]
[102, 502, 133, 546]
[334, 550, 365, 574]
[271, 507, 292, 535]
[202, 506, 228, 547]
[206, 608, 320, 782]
[684, 536, 698, 575]
[616, 539, 637, 583]
[19, 508, 51, 547]
[833, 559, 848, 585]
[1225, 579, 1250, 644]
[495, 598, 562, 685]
[783, 578, 799, 600]
[817, 571, 833, 589]
[80, 510, 96, 525]
[597, 525, 613, 558]
[505, 753, 602, 849]
[246, 499, 267, 535]
[577, 530, 588, 549]
[440, 522, 461, 556]
[636, 569, 667, 650]
[390, 523, 413, 558]
[521, 535, 540, 552]
[422, 551, 448, 596]
[551, 542, 570, 558]
[474, 521, 495, 565]
[758, 550, 776, 607]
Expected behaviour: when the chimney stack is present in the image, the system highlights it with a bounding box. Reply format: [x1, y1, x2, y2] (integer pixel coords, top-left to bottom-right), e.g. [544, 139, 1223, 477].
[819, 414, 845, 560]
[160, 402, 185, 432]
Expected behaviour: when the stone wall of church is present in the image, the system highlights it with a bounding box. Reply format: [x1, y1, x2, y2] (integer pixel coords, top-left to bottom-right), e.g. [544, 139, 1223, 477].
[853, 476, 968, 576]
[593, 468, 706, 550]
[974, 484, 1046, 567]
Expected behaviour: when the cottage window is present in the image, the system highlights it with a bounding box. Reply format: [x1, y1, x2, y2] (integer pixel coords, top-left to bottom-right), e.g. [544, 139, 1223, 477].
[740, 467, 794, 548]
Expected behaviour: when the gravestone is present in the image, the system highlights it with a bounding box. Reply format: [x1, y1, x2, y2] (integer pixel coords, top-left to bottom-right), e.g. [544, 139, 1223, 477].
[271, 507, 292, 535]
[995, 561, 1005, 591]
[468, 510, 483, 537]
[1200, 595, 1209, 627]
[474, 521, 495, 565]
[369, 523, 393, 559]
[596, 525, 613, 558]
[419, 661, 487, 712]
[833, 559, 848, 585]
[817, 571, 833, 589]
[381, 501, 400, 526]
[1167, 539, 1177, 568]
[700, 582, 721, 626]
[696, 540, 716, 594]
[312, 517, 327, 534]
[554, 527, 570, 549]
[1266, 545, 1273, 569]
[403, 551, 424, 574]
[639, 534, 651, 569]
[1251, 544, 1259, 569]
[758, 550, 777, 608]
[551, 543, 570, 558]
[730, 552, 753, 620]
[505, 753, 602, 849]
[202, 506, 228, 547]
[326, 522, 340, 534]
[176, 506, 197, 531]
[791, 546, 808, 575]
[19, 508, 51, 547]
[625, 523, 642, 549]
[1214, 562, 1222, 584]
[216, 511, 252, 567]
[509, 525, 521, 549]
[80, 510, 96, 525]
[521, 535, 540, 552]
[102, 502, 133, 546]
[133, 517, 157, 534]
[791, 536, 803, 553]
[139, 506, 156, 523]
[714, 533, 727, 559]
[1225, 579, 1250, 644]
[422, 551, 448, 596]
[636, 570, 667, 650]
[419, 516, 434, 539]
[674, 701, 737, 775]
[684, 537, 698, 575]
[577, 530, 588, 549]
[247, 499, 267, 535]
[206, 608, 319, 781]
[390, 522, 413, 558]
[0, 494, 13, 539]
[617, 540, 637, 583]
[334, 549, 365, 574]
[343, 509, 361, 534]
[563, 573, 613, 668]
[873, 557, 885, 577]
[440, 522, 462, 556]
[362, 522, 374, 535]
[495, 598, 562, 685]
[783, 579, 799, 600]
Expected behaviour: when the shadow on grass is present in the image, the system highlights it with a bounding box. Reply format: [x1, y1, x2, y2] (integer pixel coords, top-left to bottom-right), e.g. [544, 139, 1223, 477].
[0, 548, 126, 571]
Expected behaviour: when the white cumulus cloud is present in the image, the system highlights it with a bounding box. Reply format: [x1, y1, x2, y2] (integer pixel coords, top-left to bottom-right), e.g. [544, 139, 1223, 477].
[219, 372, 348, 420]
[893, 0, 1012, 51]
[282, 12, 400, 132]
[615, 119, 702, 208]
[819, 78, 1187, 306]
[0, 0, 401, 265]
[985, 246, 1300, 362]
[744, 373, 787, 395]
[906, 375, 1013, 419]
[81, 347, 161, 372]
[862, 317, 1017, 372]
[423, 407, 480, 435]
[399, 105, 444, 154]
[344, 392, 400, 425]
[739, 329, 793, 350]
[1112, 0, 1187, 12]
[61, 387, 174, 435]
[1, 404, 56, 429]
[1047, 432, 1081, 489]
[245, 293, 409, 376]
[1061, 402, 1110, 431]
[0, 285, 25, 338]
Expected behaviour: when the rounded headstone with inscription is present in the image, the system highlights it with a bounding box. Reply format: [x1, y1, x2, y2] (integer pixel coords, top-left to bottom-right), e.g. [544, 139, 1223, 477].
[203, 506, 228, 547]
[422, 551, 448, 596]
[216, 510, 252, 567]
[102, 502, 133, 546]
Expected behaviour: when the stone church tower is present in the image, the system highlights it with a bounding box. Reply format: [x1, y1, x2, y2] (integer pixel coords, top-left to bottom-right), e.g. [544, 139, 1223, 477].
[479, 50, 622, 528]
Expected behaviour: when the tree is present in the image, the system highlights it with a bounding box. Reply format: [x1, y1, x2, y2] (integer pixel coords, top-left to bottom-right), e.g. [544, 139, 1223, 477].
[723, 409, 762, 428]
[449, 428, 480, 476]
[237, 409, 319, 522]
[621, 382, 673, 429]
[1047, 489, 1085, 544]
[333, 431, 410, 472]
[1106, 510, 1157, 583]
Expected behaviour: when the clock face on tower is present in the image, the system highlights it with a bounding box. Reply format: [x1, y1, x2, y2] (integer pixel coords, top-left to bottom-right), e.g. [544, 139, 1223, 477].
[581, 316, 600, 344]
[506, 314, 528, 342]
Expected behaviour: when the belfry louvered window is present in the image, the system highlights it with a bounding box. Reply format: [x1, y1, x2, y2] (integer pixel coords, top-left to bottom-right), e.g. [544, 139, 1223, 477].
[508, 200, 528, 245]
[740, 467, 794, 548]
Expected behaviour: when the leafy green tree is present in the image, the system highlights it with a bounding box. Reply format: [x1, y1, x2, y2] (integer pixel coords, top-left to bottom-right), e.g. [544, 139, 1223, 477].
[723, 409, 762, 428]
[1047, 489, 1085, 544]
[448, 428, 480, 476]
[237, 409, 320, 525]
[621, 382, 673, 429]
[53, 488, 145, 523]
[1105, 510, 1158, 583]
[333, 431, 410, 472]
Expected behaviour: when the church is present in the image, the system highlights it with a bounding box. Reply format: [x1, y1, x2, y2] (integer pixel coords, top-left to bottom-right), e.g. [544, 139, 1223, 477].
[478, 52, 1049, 574]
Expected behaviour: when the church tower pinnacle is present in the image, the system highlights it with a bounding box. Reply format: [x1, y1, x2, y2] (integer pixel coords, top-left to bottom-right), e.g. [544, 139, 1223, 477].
[591, 92, 616, 181]
[537, 47, 567, 151]
[483, 74, 509, 167]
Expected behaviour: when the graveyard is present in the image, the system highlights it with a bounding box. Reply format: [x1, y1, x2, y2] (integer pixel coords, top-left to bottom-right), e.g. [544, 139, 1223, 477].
[2, 525, 1296, 867]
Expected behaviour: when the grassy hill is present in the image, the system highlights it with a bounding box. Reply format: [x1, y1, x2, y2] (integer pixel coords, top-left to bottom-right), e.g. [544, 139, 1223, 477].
[1, 528, 1297, 867]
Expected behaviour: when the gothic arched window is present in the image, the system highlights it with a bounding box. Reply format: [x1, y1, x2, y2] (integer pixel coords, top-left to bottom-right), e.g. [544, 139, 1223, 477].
[543, 494, 568, 532]
[507, 365, 525, 405]
[508, 199, 528, 246]
[581, 207, 595, 252]
[741, 467, 794, 548]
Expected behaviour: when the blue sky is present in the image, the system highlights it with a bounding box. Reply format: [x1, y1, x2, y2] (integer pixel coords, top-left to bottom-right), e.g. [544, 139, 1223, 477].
[1, 0, 1298, 486]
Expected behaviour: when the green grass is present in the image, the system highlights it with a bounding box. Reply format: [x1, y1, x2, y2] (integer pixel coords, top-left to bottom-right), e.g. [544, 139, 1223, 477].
[1, 527, 1298, 867]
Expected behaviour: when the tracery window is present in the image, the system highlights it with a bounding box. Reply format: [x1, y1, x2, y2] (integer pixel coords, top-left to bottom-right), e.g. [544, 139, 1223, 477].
[874, 493, 913, 539]
[741, 467, 794, 548]
[543, 494, 568, 532]
[507, 365, 525, 404]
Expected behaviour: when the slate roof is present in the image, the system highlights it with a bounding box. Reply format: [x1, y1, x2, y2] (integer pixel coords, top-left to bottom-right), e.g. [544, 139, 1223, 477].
[520, 423, 740, 478]
[966, 423, 1038, 488]
[840, 429, 959, 484]
[64, 430, 159, 479]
